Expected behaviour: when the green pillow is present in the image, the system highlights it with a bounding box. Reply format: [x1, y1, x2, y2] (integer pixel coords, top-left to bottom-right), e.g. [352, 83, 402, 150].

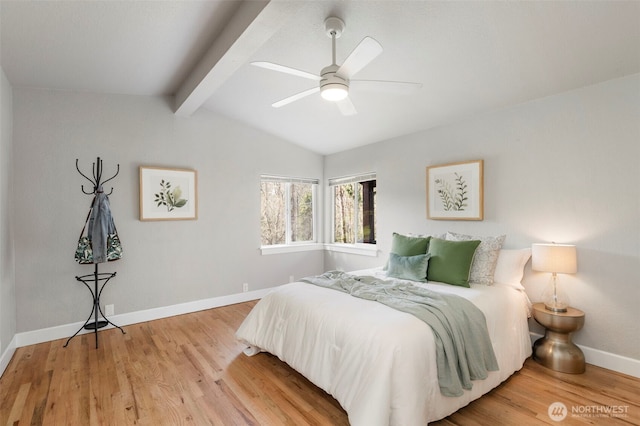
[387, 252, 431, 282]
[385, 233, 431, 270]
[427, 237, 481, 287]
[390, 232, 430, 256]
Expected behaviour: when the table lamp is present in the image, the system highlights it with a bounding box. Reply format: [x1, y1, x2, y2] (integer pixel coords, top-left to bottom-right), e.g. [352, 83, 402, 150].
[532, 243, 577, 312]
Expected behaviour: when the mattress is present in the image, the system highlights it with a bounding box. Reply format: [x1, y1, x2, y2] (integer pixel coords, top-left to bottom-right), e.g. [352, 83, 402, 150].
[236, 268, 532, 425]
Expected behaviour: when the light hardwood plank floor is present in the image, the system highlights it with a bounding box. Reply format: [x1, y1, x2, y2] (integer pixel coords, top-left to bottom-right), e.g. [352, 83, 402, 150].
[1, 301, 638, 425]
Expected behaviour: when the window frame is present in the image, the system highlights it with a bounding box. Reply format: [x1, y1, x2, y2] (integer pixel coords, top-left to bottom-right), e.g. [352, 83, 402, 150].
[260, 175, 319, 251]
[328, 172, 377, 247]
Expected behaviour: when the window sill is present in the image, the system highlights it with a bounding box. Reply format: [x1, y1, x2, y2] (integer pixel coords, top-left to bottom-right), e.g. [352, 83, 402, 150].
[260, 243, 378, 257]
[323, 243, 379, 257]
[260, 243, 324, 256]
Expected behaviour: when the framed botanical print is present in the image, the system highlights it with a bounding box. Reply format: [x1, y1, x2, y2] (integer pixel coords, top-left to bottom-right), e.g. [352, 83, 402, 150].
[427, 160, 483, 221]
[139, 166, 197, 221]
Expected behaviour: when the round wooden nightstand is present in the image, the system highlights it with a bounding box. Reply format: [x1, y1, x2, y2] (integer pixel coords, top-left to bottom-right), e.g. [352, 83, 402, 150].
[532, 302, 585, 374]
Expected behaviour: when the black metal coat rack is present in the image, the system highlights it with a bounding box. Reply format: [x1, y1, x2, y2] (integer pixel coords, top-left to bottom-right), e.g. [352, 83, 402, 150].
[65, 157, 125, 349]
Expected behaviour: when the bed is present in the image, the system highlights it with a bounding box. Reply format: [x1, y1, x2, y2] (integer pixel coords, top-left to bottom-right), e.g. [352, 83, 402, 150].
[236, 235, 533, 425]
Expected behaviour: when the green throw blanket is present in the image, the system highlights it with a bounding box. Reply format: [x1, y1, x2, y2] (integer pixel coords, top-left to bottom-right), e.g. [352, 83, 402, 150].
[300, 271, 499, 397]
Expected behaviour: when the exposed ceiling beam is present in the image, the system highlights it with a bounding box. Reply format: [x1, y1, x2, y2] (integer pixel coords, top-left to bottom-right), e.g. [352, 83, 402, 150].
[174, 0, 303, 117]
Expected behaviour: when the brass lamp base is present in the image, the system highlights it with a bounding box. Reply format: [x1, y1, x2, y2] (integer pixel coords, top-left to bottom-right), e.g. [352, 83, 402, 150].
[544, 302, 568, 313]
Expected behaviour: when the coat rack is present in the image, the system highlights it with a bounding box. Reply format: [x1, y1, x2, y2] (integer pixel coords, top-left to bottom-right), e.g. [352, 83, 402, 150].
[65, 157, 125, 349]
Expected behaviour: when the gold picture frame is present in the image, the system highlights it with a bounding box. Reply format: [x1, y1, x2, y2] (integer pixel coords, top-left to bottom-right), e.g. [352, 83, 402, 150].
[426, 160, 483, 221]
[139, 166, 198, 221]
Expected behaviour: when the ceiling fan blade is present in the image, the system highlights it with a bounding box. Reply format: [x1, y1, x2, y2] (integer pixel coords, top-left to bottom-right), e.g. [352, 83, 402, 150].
[272, 87, 320, 108]
[336, 36, 383, 79]
[351, 80, 422, 94]
[251, 62, 321, 81]
[336, 97, 357, 116]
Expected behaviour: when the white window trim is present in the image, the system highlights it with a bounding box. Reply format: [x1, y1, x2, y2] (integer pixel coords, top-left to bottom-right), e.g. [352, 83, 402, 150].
[323, 243, 378, 257]
[260, 173, 379, 257]
[329, 172, 376, 245]
[261, 175, 319, 247]
[260, 243, 325, 255]
[327, 172, 377, 186]
[261, 242, 377, 256]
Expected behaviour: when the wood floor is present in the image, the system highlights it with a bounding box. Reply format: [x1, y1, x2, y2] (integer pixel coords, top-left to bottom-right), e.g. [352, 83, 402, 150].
[1, 301, 638, 425]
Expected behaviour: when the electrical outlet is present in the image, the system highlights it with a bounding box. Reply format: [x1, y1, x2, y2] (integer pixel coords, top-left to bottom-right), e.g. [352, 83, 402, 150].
[242, 283, 249, 293]
[105, 304, 115, 316]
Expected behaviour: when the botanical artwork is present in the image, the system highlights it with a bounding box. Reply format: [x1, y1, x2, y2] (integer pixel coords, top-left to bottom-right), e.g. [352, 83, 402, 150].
[139, 167, 197, 221]
[427, 160, 483, 220]
[155, 179, 188, 212]
[435, 173, 468, 212]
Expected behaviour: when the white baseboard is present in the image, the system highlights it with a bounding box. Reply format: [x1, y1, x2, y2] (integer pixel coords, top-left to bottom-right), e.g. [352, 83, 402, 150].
[0, 335, 17, 377]
[14, 287, 275, 348]
[530, 332, 639, 378]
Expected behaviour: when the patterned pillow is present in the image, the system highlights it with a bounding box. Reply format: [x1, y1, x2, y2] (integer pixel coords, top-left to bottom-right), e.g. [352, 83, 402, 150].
[446, 232, 506, 285]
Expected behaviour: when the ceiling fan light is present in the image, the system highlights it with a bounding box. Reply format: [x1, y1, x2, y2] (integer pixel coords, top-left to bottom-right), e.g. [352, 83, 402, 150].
[321, 83, 349, 101]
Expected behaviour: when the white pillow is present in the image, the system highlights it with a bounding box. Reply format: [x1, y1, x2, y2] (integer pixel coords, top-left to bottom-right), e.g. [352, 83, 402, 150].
[493, 248, 532, 290]
[446, 232, 505, 285]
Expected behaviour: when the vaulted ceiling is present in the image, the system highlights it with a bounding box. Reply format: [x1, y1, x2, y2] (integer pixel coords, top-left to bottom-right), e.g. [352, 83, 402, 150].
[2, 1, 639, 155]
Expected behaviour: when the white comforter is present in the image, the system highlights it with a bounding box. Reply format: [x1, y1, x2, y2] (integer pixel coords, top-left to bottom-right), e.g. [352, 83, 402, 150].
[235, 269, 532, 425]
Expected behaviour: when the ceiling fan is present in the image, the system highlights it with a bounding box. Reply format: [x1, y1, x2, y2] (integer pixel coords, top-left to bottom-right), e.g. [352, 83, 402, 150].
[252, 17, 422, 116]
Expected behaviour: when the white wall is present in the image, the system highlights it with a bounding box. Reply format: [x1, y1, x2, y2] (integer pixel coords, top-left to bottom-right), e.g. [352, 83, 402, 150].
[6, 73, 639, 369]
[0, 66, 16, 357]
[12, 89, 324, 333]
[324, 74, 640, 361]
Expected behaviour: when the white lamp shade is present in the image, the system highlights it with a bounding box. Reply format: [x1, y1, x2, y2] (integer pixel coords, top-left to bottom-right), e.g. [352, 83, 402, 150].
[532, 244, 577, 274]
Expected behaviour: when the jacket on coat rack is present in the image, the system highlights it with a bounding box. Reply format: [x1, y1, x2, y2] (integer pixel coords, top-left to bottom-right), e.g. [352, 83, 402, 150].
[87, 185, 116, 263]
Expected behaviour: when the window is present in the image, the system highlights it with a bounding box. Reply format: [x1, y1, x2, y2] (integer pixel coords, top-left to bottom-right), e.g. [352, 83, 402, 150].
[260, 175, 318, 246]
[330, 173, 376, 244]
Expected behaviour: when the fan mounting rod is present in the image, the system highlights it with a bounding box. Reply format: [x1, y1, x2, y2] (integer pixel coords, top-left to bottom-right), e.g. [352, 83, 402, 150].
[325, 17, 344, 65]
[321, 17, 349, 101]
